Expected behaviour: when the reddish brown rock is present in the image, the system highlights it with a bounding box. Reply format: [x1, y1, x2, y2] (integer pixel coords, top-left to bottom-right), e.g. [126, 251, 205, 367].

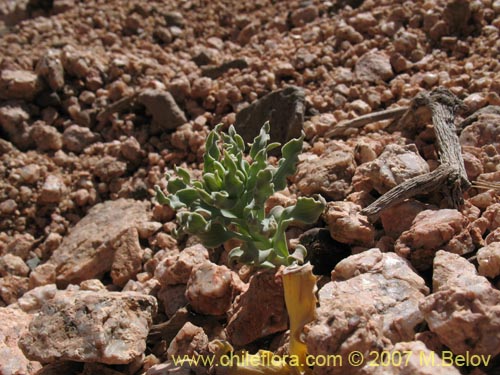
[0, 253, 30, 277]
[323, 201, 375, 246]
[380, 200, 436, 238]
[395, 209, 474, 271]
[185, 262, 245, 316]
[93, 156, 127, 181]
[36, 49, 65, 91]
[290, 5, 318, 27]
[460, 112, 500, 153]
[157, 284, 188, 317]
[307, 249, 428, 375]
[38, 174, 66, 204]
[226, 269, 287, 346]
[110, 227, 144, 287]
[62, 124, 98, 153]
[47, 199, 150, 287]
[0, 275, 29, 305]
[353, 144, 430, 194]
[293, 141, 356, 200]
[420, 251, 500, 357]
[0, 307, 42, 375]
[30, 122, 63, 152]
[0, 104, 32, 149]
[137, 89, 187, 132]
[477, 242, 500, 279]
[0, 69, 42, 100]
[17, 284, 58, 313]
[166, 322, 209, 358]
[154, 244, 209, 286]
[355, 50, 394, 83]
[19, 290, 157, 364]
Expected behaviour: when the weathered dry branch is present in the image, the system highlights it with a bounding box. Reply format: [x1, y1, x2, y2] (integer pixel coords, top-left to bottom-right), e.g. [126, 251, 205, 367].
[325, 106, 408, 138]
[361, 88, 471, 220]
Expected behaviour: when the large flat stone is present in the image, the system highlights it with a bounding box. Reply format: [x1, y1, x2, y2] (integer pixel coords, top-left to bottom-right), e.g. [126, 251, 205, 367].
[19, 290, 157, 365]
[234, 86, 305, 150]
[47, 199, 150, 287]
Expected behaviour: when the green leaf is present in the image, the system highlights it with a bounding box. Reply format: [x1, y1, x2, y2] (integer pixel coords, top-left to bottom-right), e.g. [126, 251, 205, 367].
[175, 188, 200, 207]
[282, 196, 326, 224]
[249, 122, 271, 160]
[254, 168, 274, 206]
[273, 133, 304, 191]
[154, 186, 169, 205]
[203, 173, 222, 192]
[166, 177, 187, 194]
[197, 222, 235, 247]
[175, 167, 192, 184]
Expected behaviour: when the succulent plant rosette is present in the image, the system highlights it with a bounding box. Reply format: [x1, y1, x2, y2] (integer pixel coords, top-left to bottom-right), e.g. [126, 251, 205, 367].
[156, 122, 325, 374]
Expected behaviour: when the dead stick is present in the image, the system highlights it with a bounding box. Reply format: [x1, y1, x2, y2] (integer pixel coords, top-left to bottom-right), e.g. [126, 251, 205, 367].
[361, 88, 471, 220]
[325, 106, 408, 138]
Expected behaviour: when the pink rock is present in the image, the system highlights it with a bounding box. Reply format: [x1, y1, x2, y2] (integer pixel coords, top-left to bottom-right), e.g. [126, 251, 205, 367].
[19, 290, 157, 365]
[226, 268, 287, 346]
[154, 244, 209, 286]
[4, 233, 35, 260]
[17, 284, 58, 313]
[38, 175, 66, 204]
[355, 50, 394, 83]
[110, 227, 144, 287]
[420, 251, 500, 357]
[0, 253, 30, 277]
[353, 144, 429, 194]
[0, 275, 29, 305]
[185, 262, 245, 316]
[167, 322, 209, 358]
[307, 249, 428, 375]
[0, 307, 42, 375]
[29, 263, 57, 288]
[36, 49, 65, 91]
[30, 122, 62, 152]
[48, 199, 150, 287]
[323, 201, 375, 246]
[395, 209, 474, 271]
[380, 200, 436, 238]
[477, 242, 500, 278]
[293, 141, 356, 200]
[157, 284, 187, 317]
[0, 69, 42, 100]
[460, 112, 500, 153]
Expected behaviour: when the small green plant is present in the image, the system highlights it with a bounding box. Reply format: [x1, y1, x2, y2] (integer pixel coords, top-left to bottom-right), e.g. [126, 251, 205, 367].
[155, 122, 325, 268]
[156, 123, 323, 374]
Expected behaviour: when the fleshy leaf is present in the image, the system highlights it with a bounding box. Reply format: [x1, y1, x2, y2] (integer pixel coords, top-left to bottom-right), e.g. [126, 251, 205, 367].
[282, 196, 326, 224]
[273, 133, 304, 191]
[249, 122, 271, 160]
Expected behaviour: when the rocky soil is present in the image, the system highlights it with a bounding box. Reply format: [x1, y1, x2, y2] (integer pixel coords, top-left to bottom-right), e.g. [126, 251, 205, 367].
[0, 0, 500, 374]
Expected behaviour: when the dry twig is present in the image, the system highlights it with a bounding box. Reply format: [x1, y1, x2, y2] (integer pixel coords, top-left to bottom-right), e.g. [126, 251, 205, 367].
[361, 88, 471, 220]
